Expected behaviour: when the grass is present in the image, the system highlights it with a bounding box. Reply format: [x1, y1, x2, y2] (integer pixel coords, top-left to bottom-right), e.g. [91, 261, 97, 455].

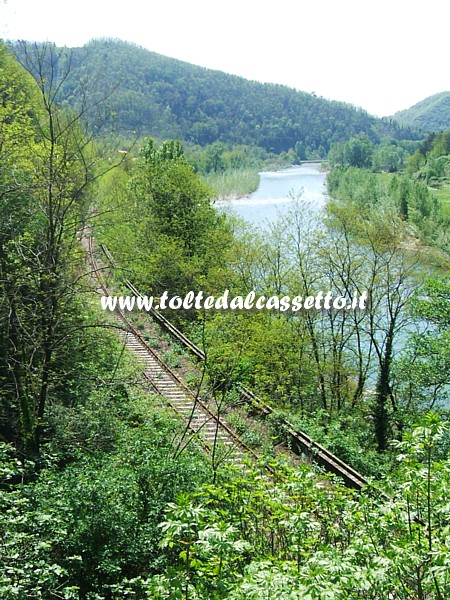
[429, 183, 450, 219]
[203, 168, 260, 199]
[376, 171, 395, 185]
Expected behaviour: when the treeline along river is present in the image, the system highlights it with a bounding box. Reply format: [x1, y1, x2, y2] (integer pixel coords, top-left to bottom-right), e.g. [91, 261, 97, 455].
[215, 162, 433, 393]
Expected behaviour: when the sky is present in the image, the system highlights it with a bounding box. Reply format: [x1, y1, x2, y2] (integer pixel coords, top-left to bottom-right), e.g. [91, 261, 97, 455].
[1, 0, 448, 117]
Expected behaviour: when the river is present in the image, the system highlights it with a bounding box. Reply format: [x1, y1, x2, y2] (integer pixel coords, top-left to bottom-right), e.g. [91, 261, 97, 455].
[215, 163, 327, 228]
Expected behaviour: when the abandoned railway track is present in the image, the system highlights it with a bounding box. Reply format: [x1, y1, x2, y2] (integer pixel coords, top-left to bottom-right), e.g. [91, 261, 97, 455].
[92, 239, 370, 490]
[88, 236, 264, 472]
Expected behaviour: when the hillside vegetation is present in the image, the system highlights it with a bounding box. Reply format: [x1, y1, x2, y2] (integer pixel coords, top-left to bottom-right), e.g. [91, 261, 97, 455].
[393, 91, 450, 133]
[2, 39, 450, 599]
[10, 38, 417, 156]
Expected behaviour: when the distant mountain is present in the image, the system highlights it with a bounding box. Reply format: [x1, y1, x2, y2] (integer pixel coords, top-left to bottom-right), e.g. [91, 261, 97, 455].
[392, 92, 450, 133]
[10, 38, 418, 154]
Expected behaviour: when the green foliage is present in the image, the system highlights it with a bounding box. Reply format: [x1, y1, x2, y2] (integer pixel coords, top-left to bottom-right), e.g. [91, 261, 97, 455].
[393, 91, 450, 133]
[187, 142, 268, 175]
[132, 139, 215, 255]
[371, 140, 408, 172]
[329, 135, 415, 173]
[284, 411, 393, 477]
[10, 38, 418, 155]
[0, 400, 210, 598]
[406, 130, 450, 193]
[325, 172, 434, 448]
[0, 41, 100, 456]
[4, 34, 450, 600]
[144, 414, 450, 599]
[394, 279, 450, 415]
[188, 142, 264, 198]
[327, 165, 447, 250]
[328, 133, 374, 168]
[96, 137, 237, 328]
[204, 168, 260, 199]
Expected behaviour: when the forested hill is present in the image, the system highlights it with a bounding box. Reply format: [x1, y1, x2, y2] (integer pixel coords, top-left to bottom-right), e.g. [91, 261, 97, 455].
[393, 91, 450, 134]
[10, 38, 416, 155]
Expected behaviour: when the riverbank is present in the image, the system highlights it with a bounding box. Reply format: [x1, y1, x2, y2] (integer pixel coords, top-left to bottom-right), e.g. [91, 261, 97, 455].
[213, 164, 328, 229]
[203, 167, 260, 200]
[207, 162, 330, 205]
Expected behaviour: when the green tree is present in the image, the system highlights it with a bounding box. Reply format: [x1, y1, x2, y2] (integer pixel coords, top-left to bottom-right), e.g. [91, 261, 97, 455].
[344, 134, 373, 168]
[325, 185, 424, 450]
[120, 137, 236, 316]
[132, 138, 216, 256]
[394, 279, 450, 416]
[205, 141, 226, 173]
[0, 42, 43, 452]
[0, 42, 114, 458]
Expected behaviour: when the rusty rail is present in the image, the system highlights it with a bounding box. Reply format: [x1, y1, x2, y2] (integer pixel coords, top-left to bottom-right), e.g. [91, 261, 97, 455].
[99, 242, 370, 490]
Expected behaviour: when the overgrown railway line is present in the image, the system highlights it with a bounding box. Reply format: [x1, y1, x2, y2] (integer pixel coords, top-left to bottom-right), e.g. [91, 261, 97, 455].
[88, 236, 263, 472]
[91, 238, 370, 490]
